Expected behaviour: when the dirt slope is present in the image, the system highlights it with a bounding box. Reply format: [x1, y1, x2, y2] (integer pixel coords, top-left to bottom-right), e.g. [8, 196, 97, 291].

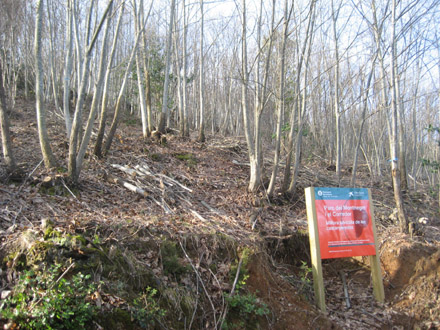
[1, 99, 439, 329]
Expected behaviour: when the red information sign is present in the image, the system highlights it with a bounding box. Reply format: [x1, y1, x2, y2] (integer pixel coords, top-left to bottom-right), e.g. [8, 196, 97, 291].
[314, 188, 376, 259]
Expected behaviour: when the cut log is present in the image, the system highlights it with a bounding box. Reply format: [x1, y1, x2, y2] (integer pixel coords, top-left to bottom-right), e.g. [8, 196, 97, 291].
[105, 173, 148, 197]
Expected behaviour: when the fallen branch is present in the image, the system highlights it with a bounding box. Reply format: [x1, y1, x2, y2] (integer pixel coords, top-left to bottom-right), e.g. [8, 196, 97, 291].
[105, 173, 148, 197]
[111, 163, 139, 177]
[200, 200, 224, 216]
[232, 159, 249, 167]
[157, 173, 193, 192]
[191, 209, 208, 222]
[179, 241, 218, 328]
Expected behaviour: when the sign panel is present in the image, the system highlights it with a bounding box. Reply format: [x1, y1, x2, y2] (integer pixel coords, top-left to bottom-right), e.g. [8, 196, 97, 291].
[314, 187, 376, 259]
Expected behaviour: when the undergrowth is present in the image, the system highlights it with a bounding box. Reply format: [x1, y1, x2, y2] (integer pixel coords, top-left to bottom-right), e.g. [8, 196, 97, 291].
[0, 264, 97, 329]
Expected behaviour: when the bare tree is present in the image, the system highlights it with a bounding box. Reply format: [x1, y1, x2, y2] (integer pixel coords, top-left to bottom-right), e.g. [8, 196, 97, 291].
[0, 62, 17, 174]
[35, 0, 57, 169]
[267, 0, 292, 197]
[287, 0, 316, 195]
[350, 52, 378, 186]
[282, 0, 316, 192]
[67, 0, 114, 183]
[197, 0, 206, 142]
[389, 0, 407, 232]
[134, 0, 154, 138]
[158, 0, 176, 134]
[102, 15, 147, 156]
[94, 1, 125, 158]
[331, 0, 342, 185]
[62, 0, 74, 137]
[75, 1, 114, 177]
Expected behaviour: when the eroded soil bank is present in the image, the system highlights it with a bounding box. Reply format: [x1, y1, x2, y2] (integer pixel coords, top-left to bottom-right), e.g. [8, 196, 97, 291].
[1, 102, 439, 329]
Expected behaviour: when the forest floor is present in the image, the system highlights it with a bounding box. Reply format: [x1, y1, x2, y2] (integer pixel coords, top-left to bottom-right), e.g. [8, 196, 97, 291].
[1, 98, 440, 329]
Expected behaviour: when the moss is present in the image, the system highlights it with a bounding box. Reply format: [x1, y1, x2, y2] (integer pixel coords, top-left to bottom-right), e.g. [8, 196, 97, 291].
[150, 153, 162, 161]
[39, 183, 80, 198]
[4, 251, 27, 270]
[227, 246, 256, 290]
[26, 240, 58, 266]
[97, 308, 134, 330]
[160, 240, 188, 280]
[68, 234, 87, 248]
[174, 153, 197, 167]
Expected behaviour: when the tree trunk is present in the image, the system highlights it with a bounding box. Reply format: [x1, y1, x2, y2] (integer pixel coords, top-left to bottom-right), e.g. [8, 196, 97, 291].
[75, 1, 113, 176]
[103, 22, 145, 156]
[267, 0, 290, 197]
[0, 62, 17, 173]
[351, 52, 378, 186]
[390, 0, 408, 233]
[288, 1, 316, 194]
[282, 0, 315, 192]
[396, 73, 408, 191]
[133, 0, 150, 138]
[94, 2, 125, 157]
[35, 0, 57, 169]
[62, 0, 73, 138]
[197, 0, 206, 142]
[158, 0, 176, 134]
[68, 0, 113, 183]
[182, 0, 189, 137]
[241, 0, 260, 192]
[332, 0, 342, 186]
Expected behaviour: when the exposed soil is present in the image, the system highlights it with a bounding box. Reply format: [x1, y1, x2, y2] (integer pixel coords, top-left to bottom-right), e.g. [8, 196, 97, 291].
[1, 98, 439, 329]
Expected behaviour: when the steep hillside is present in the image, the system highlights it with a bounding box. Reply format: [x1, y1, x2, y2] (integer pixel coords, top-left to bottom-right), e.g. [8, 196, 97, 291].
[1, 100, 439, 329]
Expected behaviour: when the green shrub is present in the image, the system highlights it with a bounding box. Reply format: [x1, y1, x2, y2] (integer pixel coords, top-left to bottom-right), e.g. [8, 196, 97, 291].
[131, 287, 166, 328]
[223, 274, 269, 329]
[0, 264, 97, 329]
[224, 291, 269, 329]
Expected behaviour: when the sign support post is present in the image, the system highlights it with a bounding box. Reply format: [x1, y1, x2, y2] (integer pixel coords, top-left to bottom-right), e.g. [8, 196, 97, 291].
[305, 187, 385, 312]
[368, 189, 385, 303]
[305, 188, 326, 312]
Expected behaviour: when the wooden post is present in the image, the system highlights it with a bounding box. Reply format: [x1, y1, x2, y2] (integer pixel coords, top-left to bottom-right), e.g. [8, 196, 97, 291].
[368, 188, 385, 303]
[305, 187, 326, 312]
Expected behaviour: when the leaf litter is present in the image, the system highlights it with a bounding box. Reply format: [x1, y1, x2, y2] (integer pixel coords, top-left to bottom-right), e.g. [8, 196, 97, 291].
[0, 100, 439, 329]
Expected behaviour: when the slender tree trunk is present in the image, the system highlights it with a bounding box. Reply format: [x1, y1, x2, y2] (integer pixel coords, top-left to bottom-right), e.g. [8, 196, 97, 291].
[134, 0, 149, 138]
[0, 62, 17, 173]
[94, 2, 124, 157]
[35, 0, 57, 169]
[351, 52, 378, 186]
[332, 0, 342, 185]
[68, 0, 113, 183]
[288, 1, 316, 194]
[173, 4, 184, 136]
[390, 0, 408, 233]
[182, 0, 189, 137]
[46, 0, 60, 114]
[62, 0, 73, 138]
[140, 7, 153, 136]
[75, 2, 113, 176]
[241, 0, 260, 191]
[197, 0, 206, 142]
[282, 0, 315, 192]
[396, 73, 408, 191]
[158, 0, 176, 133]
[103, 22, 145, 156]
[267, 2, 290, 197]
